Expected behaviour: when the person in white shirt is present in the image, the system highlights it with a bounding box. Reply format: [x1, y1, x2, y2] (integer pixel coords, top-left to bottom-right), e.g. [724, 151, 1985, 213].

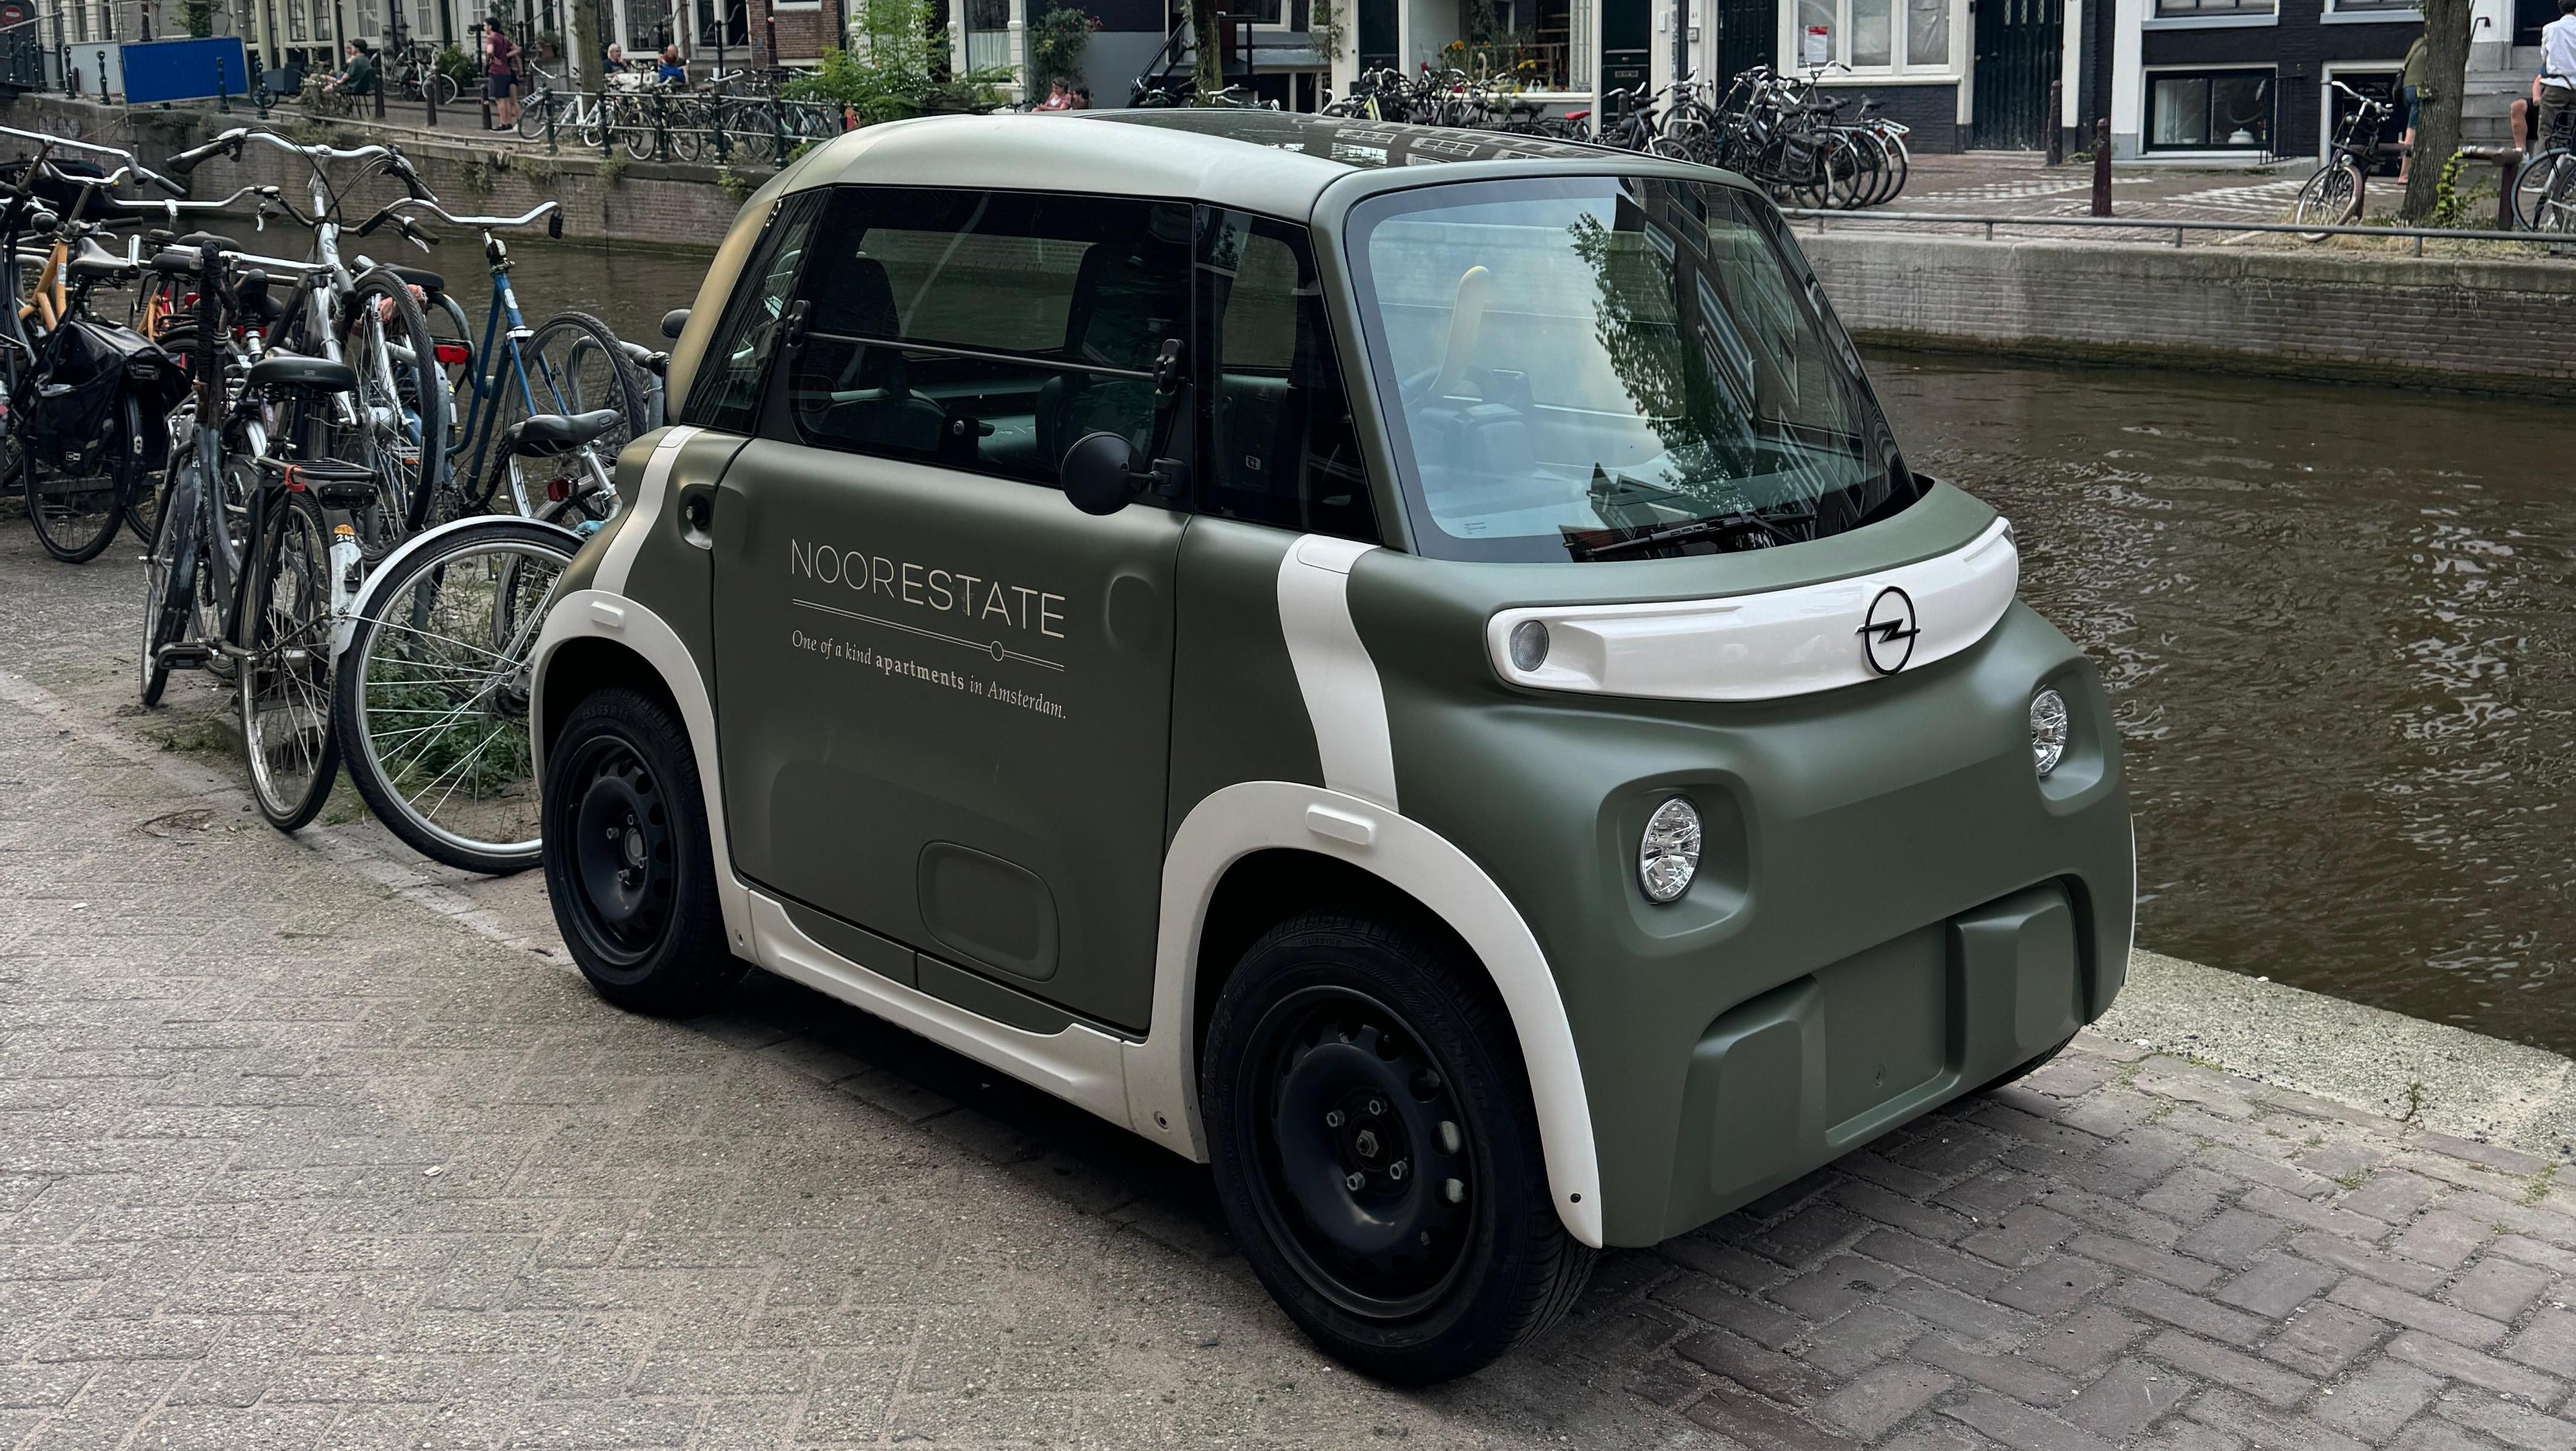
[2544, 0, 2576, 151]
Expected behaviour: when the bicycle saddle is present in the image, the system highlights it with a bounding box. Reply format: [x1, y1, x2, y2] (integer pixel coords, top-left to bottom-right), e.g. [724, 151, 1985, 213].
[386, 265, 445, 299]
[245, 353, 358, 394]
[176, 230, 246, 253]
[67, 237, 134, 279]
[502, 406, 623, 458]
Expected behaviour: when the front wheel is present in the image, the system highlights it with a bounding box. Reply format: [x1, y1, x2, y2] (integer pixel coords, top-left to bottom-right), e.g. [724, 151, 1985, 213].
[139, 458, 203, 708]
[1202, 914, 1593, 1384]
[542, 686, 743, 1014]
[2292, 160, 2362, 238]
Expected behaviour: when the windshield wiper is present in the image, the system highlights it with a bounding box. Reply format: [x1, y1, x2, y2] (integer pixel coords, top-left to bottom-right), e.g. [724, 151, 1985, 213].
[1561, 511, 1796, 561]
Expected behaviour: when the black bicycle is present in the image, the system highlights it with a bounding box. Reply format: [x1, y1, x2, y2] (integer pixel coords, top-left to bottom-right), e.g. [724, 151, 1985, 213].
[0, 135, 189, 562]
[2294, 81, 2401, 236]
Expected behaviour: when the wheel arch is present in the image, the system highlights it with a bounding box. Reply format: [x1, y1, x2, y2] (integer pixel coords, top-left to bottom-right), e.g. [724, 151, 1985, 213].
[531, 586, 755, 958]
[1126, 780, 1607, 1248]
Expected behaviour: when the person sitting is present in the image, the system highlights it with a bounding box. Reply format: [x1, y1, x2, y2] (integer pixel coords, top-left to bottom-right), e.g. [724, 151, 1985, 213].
[656, 45, 687, 85]
[604, 43, 627, 74]
[329, 39, 379, 99]
[1033, 78, 1072, 110]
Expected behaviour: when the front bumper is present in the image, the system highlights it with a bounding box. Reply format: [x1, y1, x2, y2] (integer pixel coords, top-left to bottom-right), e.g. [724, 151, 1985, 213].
[1395, 601, 2133, 1247]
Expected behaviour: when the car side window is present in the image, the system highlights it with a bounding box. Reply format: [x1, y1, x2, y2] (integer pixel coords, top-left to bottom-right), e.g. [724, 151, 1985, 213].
[1195, 210, 1378, 544]
[778, 187, 1193, 487]
[684, 193, 825, 434]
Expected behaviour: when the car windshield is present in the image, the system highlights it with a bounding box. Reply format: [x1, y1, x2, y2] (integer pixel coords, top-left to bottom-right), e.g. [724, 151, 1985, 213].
[1345, 175, 1922, 563]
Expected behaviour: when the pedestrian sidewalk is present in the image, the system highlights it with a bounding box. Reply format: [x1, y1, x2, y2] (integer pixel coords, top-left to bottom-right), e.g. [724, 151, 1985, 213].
[0, 526, 2570, 1450]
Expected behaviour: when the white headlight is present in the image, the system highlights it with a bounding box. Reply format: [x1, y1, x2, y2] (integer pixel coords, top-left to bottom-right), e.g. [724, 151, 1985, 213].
[1639, 797, 1701, 904]
[2030, 688, 2069, 777]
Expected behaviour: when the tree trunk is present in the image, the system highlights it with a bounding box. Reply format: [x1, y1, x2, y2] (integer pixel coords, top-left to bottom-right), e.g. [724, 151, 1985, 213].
[567, 0, 604, 91]
[2401, 0, 2472, 221]
[1188, 0, 1221, 102]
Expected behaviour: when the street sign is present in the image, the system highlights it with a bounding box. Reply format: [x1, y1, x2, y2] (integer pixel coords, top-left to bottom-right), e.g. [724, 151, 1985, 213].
[119, 37, 250, 104]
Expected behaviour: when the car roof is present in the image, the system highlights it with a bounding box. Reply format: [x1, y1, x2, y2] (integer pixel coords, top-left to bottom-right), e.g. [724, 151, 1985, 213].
[778, 109, 1627, 217]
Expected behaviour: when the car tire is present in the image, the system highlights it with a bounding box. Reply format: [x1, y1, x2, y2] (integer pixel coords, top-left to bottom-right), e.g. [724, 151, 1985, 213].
[1977, 1029, 2079, 1095]
[542, 686, 744, 1016]
[1201, 912, 1593, 1384]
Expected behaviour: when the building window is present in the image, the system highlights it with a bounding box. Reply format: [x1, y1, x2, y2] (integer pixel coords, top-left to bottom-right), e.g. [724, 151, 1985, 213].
[2329, 0, 2416, 9]
[2146, 69, 2273, 149]
[2152, 0, 2272, 17]
[1794, 0, 1951, 71]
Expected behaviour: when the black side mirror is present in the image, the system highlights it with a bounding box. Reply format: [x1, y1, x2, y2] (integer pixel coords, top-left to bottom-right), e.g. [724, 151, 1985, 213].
[659, 307, 689, 340]
[1061, 431, 1139, 517]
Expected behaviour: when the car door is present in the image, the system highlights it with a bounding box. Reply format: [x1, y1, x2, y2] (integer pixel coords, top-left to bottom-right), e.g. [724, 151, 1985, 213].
[708, 185, 1193, 1034]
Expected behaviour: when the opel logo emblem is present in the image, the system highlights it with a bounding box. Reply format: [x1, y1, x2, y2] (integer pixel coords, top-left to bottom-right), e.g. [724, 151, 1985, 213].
[1858, 586, 1920, 675]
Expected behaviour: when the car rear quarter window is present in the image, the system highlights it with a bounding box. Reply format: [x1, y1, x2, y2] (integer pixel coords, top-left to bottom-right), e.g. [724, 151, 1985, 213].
[682, 193, 825, 435]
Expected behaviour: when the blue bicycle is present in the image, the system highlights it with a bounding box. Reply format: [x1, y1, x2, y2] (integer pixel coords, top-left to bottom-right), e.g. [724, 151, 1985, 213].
[366, 196, 650, 527]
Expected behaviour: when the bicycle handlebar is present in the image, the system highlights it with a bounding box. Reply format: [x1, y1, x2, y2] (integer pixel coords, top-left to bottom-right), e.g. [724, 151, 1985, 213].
[170, 128, 401, 173]
[364, 197, 558, 232]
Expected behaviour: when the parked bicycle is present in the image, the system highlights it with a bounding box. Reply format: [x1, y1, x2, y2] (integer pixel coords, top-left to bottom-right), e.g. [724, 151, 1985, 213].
[2513, 107, 2576, 233]
[0, 130, 190, 561]
[2294, 81, 2402, 235]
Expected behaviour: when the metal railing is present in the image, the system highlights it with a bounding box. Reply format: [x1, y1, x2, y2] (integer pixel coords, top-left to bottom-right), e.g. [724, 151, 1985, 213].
[1778, 207, 2576, 254]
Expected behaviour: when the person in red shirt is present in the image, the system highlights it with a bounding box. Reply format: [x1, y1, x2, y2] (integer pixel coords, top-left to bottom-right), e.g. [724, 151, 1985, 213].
[486, 28, 521, 130]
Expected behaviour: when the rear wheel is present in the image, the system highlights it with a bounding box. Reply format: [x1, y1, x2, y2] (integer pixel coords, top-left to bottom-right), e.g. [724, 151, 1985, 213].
[335, 519, 576, 873]
[337, 267, 449, 541]
[238, 490, 339, 831]
[139, 457, 203, 708]
[543, 686, 743, 1014]
[26, 392, 141, 564]
[1202, 914, 1593, 1384]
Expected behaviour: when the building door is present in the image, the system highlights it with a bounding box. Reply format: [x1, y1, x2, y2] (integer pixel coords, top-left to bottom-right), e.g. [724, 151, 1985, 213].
[1713, 0, 1770, 87]
[1970, 0, 2059, 149]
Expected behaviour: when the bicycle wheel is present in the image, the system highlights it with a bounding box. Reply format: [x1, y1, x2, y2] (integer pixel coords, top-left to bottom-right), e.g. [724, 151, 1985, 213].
[2292, 161, 2361, 239]
[484, 312, 650, 516]
[335, 517, 576, 873]
[1876, 127, 1910, 203]
[2543, 158, 2576, 234]
[337, 267, 450, 540]
[139, 454, 203, 709]
[1822, 132, 1871, 209]
[238, 489, 340, 832]
[27, 391, 142, 564]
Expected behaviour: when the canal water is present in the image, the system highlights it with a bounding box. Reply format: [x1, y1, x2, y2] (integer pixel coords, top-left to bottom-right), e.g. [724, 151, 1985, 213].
[490, 239, 2576, 1057]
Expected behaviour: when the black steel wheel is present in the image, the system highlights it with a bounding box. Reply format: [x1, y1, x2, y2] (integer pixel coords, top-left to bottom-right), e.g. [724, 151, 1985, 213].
[542, 686, 742, 1014]
[1203, 914, 1592, 1383]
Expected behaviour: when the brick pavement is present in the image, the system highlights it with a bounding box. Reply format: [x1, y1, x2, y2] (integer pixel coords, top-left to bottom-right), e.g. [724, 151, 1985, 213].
[1, 528, 2573, 1449]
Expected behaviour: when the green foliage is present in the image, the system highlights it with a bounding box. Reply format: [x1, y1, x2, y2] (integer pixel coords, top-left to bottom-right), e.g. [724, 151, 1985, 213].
[1308, 0, 1347, 65]
[436, 43, 480, 93]
[180, 0, 219, 38]
[1029, 5, 1099, 90]
[717, 164, 761, 203]
[780, 0, 1008, 124]
[364, 657, 534, 803]
[2429, 150, 2473, 229]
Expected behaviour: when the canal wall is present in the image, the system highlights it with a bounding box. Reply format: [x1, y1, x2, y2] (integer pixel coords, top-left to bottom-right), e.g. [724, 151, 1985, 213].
[0, 95, 744, 251]
[1805, 232, 2576, 397]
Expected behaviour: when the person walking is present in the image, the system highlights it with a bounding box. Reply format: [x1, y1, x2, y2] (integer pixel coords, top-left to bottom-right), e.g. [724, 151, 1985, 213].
[2545, 0, 2576, 154]
[2399, 29, 2431, 182]
[486, 27, 521, 130]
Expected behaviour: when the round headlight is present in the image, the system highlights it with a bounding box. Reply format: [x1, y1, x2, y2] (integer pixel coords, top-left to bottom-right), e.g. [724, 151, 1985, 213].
[2029, 688, 2069, 777]
[1639, 797, 1702, 904]
[1508, 619, 1550, 674]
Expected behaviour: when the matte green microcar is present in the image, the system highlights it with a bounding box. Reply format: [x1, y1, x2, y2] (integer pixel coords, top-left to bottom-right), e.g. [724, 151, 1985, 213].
[533, 110, 2135, 1382]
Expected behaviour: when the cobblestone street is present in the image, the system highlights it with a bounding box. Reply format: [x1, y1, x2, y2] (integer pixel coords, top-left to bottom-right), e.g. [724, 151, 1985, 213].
[1, 528, 2572, 1450]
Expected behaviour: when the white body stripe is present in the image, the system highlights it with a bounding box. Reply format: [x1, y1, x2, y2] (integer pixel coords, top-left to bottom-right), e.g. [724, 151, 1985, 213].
[1486, 518, 2020, 702]
[595, 426, 701, 596]
[1275, 535, 1397, 808]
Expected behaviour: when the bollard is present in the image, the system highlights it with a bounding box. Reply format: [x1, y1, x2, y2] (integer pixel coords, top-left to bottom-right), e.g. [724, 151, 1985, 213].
[545, 87, 558, 151]
[711, 93, 729, 163]
[2496, 152, 2519, 229]
[2046, 81, 2063, 166]
[424, 66, 437, 127]
[652, 90, 670, 162]
[215, 63, 228, 113]
[373, 72, 384, 118]
[2090, 118, 2111, 217]
[253, 57, 268, 118]
[770, 97, 786, 162]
